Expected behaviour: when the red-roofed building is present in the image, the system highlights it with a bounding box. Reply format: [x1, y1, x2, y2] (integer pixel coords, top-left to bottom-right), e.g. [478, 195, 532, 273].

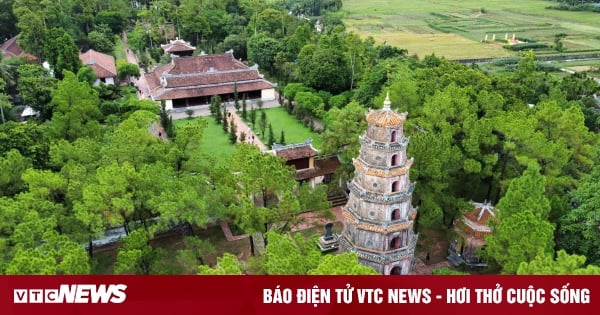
[268, 139, 340, 187]
[456, 200, 498, 239]
[161, 38, 195, 57]
[1, 35, 37, 60]
[144, 51, 276, 110]
[79, 49, 117, 86]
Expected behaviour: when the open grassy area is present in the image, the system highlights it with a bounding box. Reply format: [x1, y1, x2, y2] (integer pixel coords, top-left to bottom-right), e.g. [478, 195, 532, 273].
[249, 107, 323, 149]
[173, 117, 236, 160]
[341, 0, 600, 59]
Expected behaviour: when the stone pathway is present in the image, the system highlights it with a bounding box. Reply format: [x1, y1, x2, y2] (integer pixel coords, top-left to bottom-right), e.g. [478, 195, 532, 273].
[228, 109, 267, 151]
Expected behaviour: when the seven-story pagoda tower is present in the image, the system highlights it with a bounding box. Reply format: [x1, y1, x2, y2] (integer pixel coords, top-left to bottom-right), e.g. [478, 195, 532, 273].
[340, 93, 418, 275]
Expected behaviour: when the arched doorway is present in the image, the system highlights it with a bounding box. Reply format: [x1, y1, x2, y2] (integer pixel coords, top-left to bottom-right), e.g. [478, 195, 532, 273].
[391, 130, 397, 142]
[390, 266, 402, 275]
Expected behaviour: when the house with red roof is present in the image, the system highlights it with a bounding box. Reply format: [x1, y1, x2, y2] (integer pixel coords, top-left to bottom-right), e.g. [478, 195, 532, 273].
[1, 35, 37, 60]
[144, 50, 276, 110]
[79, 49, 117, 86]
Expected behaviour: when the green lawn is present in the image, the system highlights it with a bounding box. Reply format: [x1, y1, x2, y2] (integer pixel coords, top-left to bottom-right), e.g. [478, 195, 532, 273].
[341, 0, 600, 59]
[247, 107, 323, 150]
[173, 117, 236, 160]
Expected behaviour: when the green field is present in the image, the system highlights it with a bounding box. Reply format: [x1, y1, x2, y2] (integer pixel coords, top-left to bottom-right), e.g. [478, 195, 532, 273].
[173, 117, 236, 160]
[341, 0, 600, 59]
[249, 107, 323, 150]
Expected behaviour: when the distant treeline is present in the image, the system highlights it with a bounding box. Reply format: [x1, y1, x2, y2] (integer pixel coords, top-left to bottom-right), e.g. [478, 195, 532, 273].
[547, 0, 600, 12]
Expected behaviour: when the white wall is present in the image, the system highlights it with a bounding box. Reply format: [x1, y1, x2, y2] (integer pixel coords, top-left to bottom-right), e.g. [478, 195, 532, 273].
[261, 88, 276, 101]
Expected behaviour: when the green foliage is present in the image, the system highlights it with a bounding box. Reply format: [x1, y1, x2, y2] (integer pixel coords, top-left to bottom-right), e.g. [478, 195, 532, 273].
[76, 66, 97, 87]
[517, 250, 600, 275]
[485, 163, 555, 274]
[267, 123, 274, 147]
[0, 121, 50, 168]
[229, 119, 237, 144]
[431, 267, 468, 275]
[258, 110, 267, 138]
[248, 33, 282, 73]
[308, 253, 378, 275]
[264, 231, 321, 275]
[17, 64, 57, 120]
[0, 149, 31, 197]
[294, 91, 324, 118]
[198, 253, 243, 275]
[558, 164, 600, 265]
[117, 62, 140, 81]
[47, 71, 103, 141]
[279, 129, 285, 145]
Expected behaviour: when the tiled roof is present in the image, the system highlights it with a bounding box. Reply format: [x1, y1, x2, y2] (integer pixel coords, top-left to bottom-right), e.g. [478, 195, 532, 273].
[1, 35, 37, 60]
[161, 39, 195, 53]
[79, 49, 117, 78]
[462, 201, 497, 225]
[295, 155, 341, 180]
[366, 92, 407, 127]
[158, 80, 275, 100]
[273, 141, 318, 160]
[145, 53, 276, 100]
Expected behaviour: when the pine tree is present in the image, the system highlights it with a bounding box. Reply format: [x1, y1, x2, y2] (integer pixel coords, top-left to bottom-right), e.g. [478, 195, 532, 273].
[279, 129, 286, 145]
[222, 103, 228, 126]
[259, 110, 267, 139]
[242, 94, 247, 120]
[267, 123, 275, 148]
[223, 113, 228, 132]
[229, 119, 237, 144]
[250, 105, 257, 126]
[239, 131, 247, 142]
[167, 116, 175, 138]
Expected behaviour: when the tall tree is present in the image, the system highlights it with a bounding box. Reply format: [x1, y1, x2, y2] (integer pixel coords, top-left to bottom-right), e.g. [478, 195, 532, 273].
[485, 163, 555, 274]
[17, 64, 56, 120]
[47, 71, 103, 141]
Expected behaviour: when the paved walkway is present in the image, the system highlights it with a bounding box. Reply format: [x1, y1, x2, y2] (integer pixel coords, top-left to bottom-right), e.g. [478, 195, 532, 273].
[228, 109, 267, 151]
[122, 33, 151, 100]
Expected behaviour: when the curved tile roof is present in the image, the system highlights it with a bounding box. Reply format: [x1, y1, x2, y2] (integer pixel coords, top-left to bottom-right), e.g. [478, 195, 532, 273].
[366, 92, 407, 127]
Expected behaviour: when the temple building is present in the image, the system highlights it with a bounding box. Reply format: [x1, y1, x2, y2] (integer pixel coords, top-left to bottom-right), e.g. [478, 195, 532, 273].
[340, 93, 418, 275]
[268, 140, 340, 188]
[456, 200, 497, 239]
[160, 38, 195, 57]
[144, 50, 276, 110]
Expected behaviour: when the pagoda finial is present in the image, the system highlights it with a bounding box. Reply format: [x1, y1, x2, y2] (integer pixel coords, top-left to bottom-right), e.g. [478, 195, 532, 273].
[383, 90, 391, 110]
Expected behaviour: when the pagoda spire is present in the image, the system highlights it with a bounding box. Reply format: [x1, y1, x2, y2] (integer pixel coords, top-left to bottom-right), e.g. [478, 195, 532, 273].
[383, 91, 392, 110]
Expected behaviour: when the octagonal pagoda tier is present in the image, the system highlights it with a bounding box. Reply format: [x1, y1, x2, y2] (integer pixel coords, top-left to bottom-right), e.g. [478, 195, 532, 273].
[340, 92, 418, 275]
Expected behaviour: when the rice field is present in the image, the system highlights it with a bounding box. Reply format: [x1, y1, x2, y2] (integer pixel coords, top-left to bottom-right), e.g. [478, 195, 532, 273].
[341, 0, 600, 60]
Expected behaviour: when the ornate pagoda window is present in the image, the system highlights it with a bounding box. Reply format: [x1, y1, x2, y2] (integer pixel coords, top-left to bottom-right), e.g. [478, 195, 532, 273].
[391, 130, 397, 142]
[392, 181, 400, 192]
[391, 209, 400, 220]
[391, 154, 399, 166]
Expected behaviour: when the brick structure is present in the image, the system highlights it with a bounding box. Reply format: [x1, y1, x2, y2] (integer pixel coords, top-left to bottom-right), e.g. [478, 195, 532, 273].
[340, 93, 418, 275]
